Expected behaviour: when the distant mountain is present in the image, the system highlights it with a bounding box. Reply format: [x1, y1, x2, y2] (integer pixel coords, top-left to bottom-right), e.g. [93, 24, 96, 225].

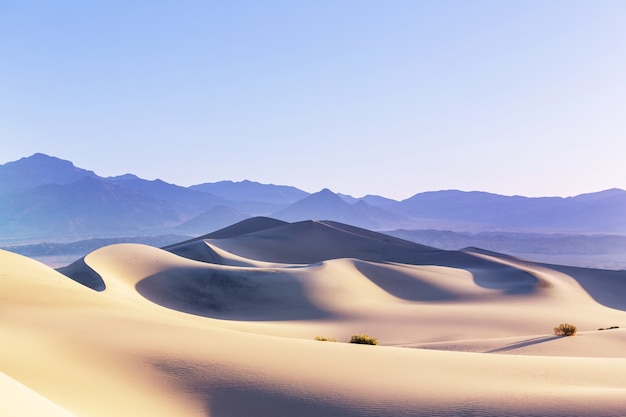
[107, 175, 225, 216]
[3, 234, 189, 257]
[273, 188, 355, 221]
[359, 194, 399, 208]
[188, 179, 309, 216]
[0, 176, 185, 238]
[2, 153, 626, 244]
[0, 153, 98, 195]
[338, 193, 359, 204]
[336, 193, 399, 207]
[272, 188, 408, 230]
[175, 206, 250, 235]
[0, 154, 308, 240]
[386, 229, 626, 255]
[392, 189, 626, 233]
[384, 228, 626, 269]
[190, 180, 308, 205]
[394, 190, 556, 223]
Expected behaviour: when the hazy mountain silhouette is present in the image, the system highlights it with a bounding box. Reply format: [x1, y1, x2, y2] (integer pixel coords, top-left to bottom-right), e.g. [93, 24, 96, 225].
[272, 188, 408, 230]
[2, 154, 626, 244]
[388, 189, 626, 232]
[272, 188, 355, 221]
[0, 153, 98, 195]
[0, 176, 186, 238]
[107, 174, 225, 216]
[175, 205, 251, 234]
[190, 180, 307, 205]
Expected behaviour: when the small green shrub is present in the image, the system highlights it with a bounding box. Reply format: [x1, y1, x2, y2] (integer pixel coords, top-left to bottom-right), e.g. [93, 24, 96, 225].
[314, 336, 336, 342]
[350, 334, 379, 345]
[554, 323, 577, 336]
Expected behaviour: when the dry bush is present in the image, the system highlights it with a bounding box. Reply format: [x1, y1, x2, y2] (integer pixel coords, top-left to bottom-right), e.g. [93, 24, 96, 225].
[350, 334, 379, 345]
[554, 323, 577, 336]
[314, 336, 336, 342]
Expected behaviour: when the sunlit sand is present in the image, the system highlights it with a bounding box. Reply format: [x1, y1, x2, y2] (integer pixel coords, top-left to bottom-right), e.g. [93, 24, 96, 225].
[2, 219, 625, 416]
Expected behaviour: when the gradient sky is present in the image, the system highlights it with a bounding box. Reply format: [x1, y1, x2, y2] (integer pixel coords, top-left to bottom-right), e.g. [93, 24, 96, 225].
[1, 1, 625, 200]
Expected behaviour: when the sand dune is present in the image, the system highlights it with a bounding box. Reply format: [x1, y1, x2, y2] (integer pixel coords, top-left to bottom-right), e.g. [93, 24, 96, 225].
[2, 217, 626, 416]
[0, 372, 78, 417]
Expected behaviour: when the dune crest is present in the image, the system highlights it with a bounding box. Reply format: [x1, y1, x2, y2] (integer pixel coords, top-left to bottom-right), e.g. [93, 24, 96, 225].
[3, 218, 626, 416]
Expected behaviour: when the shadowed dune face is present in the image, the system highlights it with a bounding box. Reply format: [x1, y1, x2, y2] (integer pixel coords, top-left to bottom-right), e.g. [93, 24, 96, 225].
[56, 257, 105, 291]
[164, 218, 539, 286]
[163, 240, 222, 264]
[548, 265, 626, 311]
[403, 251, 543, 295]
[353, 261, 470, 302]
[149, 359, 388, 417]
[136, 266, 331, 320]
[202, 216, 288, 239]
[468, 265, 539, 294]
[54, 219, 617, 324]
[135, 259, 511, 322]
[185, 218, 545, 296]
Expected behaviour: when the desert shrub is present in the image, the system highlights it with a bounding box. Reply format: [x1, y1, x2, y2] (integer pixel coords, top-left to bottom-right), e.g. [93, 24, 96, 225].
[598, 326, 619, 331]
[314, 336, 336, 342]
[350, 334, 379, 345]
[554, 323, 577, 336]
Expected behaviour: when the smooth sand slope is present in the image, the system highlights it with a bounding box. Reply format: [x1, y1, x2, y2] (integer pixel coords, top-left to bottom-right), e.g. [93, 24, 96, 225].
[2, 218, 626, 416]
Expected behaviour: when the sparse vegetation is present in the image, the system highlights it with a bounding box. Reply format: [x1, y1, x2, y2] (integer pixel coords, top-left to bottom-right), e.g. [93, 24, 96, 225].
[350, 334, 379, 345]
[554, 323, 577, 336]
[598, 326, 620, 331]
[314, 336, 336, 342]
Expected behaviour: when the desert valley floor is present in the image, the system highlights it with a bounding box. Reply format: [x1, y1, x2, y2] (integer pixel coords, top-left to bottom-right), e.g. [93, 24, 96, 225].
[2, 218, 626, 416]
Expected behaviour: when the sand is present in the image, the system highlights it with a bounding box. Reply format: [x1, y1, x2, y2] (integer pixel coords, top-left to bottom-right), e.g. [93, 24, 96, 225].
[2, 218, 626, 416]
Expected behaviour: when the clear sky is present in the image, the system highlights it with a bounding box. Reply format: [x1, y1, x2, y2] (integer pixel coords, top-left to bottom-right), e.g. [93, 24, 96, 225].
[1, 1, 625, 200]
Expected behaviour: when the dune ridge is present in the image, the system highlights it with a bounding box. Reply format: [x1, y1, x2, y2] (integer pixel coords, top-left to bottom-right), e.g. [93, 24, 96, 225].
[2, 217, 626, 416]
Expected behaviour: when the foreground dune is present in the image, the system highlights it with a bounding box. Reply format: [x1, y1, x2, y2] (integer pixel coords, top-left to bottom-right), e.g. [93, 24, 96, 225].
[2, 218, 626, 416]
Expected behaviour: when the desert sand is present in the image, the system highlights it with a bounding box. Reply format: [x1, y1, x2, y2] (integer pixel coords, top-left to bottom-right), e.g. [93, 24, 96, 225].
[2, 218, 626, 416]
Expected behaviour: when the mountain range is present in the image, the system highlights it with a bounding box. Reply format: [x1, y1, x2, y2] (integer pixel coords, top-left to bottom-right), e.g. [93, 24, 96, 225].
[2, 153, 626, 244]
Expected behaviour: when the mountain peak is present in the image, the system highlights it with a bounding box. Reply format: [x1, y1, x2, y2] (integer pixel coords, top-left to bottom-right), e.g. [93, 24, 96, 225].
[108, 173, 141, 181]
[572, 188, 626, 202]
[313, 188, 340, 197]
[271, 187, 404, 230]
[16, 153, 76, 167]
[295, 188, 347, 206]
[0, 153, 98, 194]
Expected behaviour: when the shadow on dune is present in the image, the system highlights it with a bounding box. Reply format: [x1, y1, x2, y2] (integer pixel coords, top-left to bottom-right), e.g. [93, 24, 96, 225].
[546, 264, 626, 311]
[151, 358, 578, 417]
[485, 335, 559, 353]
[164, 240, 222, 264]
[204, 386, 383, 417]
[353, 261, 461, 302]
[151, 359, 384, 417]
[165, 218, 543, 296]
[464, 247, 626, 311]
[56, 257, 105, 291]
[136, 267, 331, 321]
[404, 251, 540, 296]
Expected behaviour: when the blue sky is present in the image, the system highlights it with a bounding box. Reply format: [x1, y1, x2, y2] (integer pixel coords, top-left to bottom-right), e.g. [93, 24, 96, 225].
[1, 1, 625, 200]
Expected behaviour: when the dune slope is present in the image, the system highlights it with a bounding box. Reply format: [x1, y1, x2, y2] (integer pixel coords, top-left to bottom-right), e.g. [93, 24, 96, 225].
[2, 218, 626, 416]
